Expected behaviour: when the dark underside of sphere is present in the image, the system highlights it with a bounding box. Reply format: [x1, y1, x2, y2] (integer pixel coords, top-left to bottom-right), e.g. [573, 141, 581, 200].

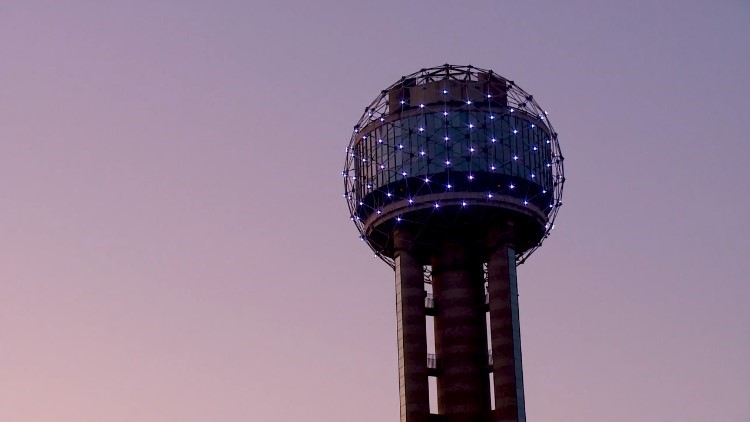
[344, 65, 564, 264]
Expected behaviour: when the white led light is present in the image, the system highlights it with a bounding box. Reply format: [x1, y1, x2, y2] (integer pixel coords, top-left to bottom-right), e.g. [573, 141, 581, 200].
[408, 199, 414, 204]
[531, 124, 535, 128]
[487, 94, 492, 98]
[531, 173, 536, 178]
[523, 200, 528, 205]
[461, 201, 467, 207]
[419, 127, 424, 132]
[380, 117, 385, 122]
[468, 175, 474, 180]
[446, 184, 452, 189]
[542, 189, 547, 194]
[533, 146, 538, 151]
[443, 111, 448, 116]
[513, 129, 518, 134]
[396, 217, 402, 222]
[490, 115, 495, 120]
[378, 139, 383, 143]
[420, 103, 425, 108]
[420, 151, 426, 156]
[424, 178, 430, 183]
[402, 172, 407, 176]
[491, 138, 496, 143]
[510, 108, 514, 113]
[469, 147, 475, 152]
[434, 203, 440, 208]
[513, 155, 519, 160]
[443, 89, 448, 94]
[387, 193, 392, 197]
[466, 100, 472, 105]
[469, 123, 474, 129]
[400, 100, 405, 104]
[490, 165, 496, 170]
[377, 209, 382, 214]
[398, 144, 403, 149]
[380, 164, 385, 169]
[487, 193, 493, 198]
[445, 160, 450, 165]
[444, 136, 449, 141]
[510, 183, 515, 189]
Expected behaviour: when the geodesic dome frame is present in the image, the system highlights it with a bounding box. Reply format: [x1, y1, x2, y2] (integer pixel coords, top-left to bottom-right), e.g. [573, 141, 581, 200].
[343, 64, 564, 267]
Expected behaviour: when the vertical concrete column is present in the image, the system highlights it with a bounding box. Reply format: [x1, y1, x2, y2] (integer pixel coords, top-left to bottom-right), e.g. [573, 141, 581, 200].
[432, 242, 490, 420]
[487, 235, 526, 422]
[393, 229, 430, 422]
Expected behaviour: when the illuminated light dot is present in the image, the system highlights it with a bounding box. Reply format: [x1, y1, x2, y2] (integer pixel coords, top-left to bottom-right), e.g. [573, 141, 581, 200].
[443, 89, 448, 94]
[408, 199, 414, 204]
[378, 139, 383, 143]
[469, 147, 475, 152]
[377, 210, 382, 214]
[367, 185, 372, 189]
[446, 184, 452, 189]
[513, 129, 518, 134]
[487, 94, 492, 98]
[490, 115, 495, 120]
[546, 163, 551, 167]
[362, 136, 367, 140]
[491, 138, 496, 143]
[546, 140, 551, 144]
[533, 146, 538, 151]
[387, 193, 392, 197]
[510, 184, 515, 189]
[490, 165, 496, 170]
[420, 103, 425, 108]
[396, 217, 402, 222]
[380, 117, 385, 122]
[398, 144, 403, 149]
[400, 100, 405, 104]
[419, 127, 424, 132]
[469, 123, 474, 129]
[542, 190, 547, 194]
[362, 158, 366, 162]
[461, 201, 467, 207]
[445, 160, 451, 166]
[510, 108, 514, 113]
[531, 174, 536, 178]
[466, 100, 472, 105]
[443, 111, 448, 116]
[359, 201, 364, 205]
[368, 112, 372, 117]
[434, 203, 440, 208]
[513, 155, 519, 160]
[424, 178, 430, 183]
[380, 165, 385, 169]
[444, 136, 450, 141]
[468, 175, 475, 181]
[531, 124, 535, 128]
[351, 176, 356, 180]
[544, 111, 549, 115]
[524, 201, 528, 205]
[487, 193, 493, 199]
[402, 172, 407, 176]
[420, 151, 426, 156]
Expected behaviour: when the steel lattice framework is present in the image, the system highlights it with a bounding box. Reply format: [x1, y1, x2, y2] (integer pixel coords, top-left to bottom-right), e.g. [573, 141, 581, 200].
[343, 64, 564, 267]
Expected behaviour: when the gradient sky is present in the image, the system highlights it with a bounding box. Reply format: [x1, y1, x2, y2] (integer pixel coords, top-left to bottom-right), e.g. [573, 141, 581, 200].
[1, 1, 748, 421]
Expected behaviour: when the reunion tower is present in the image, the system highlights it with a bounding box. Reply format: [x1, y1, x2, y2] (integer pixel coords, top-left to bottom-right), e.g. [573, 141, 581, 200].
[342, 64, 564, 422]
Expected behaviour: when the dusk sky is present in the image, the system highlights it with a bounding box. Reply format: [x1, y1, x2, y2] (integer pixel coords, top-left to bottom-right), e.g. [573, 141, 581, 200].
[1, 1, 748, 421]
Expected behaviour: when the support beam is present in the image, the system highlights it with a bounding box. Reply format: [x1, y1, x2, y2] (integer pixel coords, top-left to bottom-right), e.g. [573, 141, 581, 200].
[432, 242, 490, 420]
[394, 229, 430, 422]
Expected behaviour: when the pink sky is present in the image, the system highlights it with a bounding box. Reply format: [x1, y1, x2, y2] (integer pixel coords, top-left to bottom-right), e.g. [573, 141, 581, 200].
[1, 1, 748, 421]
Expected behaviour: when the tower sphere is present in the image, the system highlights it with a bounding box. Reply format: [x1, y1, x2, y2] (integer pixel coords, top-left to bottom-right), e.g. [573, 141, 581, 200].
[343, 64, 564, 266]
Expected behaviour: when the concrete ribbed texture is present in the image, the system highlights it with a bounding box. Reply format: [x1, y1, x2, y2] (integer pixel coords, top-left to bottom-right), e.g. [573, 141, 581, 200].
[432, 242, 491, 420]
[394, 230, 431, 422]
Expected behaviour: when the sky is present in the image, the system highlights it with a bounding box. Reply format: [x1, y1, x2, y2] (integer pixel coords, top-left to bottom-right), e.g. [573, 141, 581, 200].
[0, 0, 748, 421]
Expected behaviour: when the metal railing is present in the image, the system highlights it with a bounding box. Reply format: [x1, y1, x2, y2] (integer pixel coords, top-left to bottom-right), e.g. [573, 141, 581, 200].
[427, 353, 437, 369]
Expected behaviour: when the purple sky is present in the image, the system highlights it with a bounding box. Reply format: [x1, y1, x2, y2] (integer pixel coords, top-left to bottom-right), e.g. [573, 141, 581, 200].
[1, 1, 748, 420]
